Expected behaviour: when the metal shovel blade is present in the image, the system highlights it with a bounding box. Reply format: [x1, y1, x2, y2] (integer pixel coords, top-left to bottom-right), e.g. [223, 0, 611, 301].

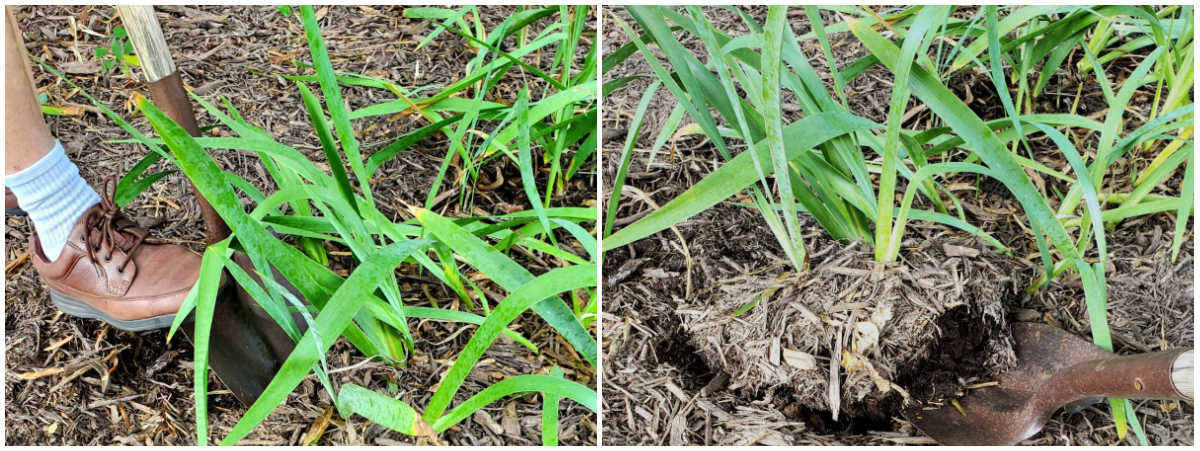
[907, 322, 1192, 445]
[179, 252, 306, 405]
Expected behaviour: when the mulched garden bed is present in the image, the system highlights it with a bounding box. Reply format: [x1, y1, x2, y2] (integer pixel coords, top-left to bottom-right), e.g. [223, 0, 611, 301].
[5, 5, 595, 445]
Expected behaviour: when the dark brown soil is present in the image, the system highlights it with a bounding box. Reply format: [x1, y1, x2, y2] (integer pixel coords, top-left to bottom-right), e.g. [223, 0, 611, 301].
[601, 5, 1193, 446]
[5, 5, 595, 445]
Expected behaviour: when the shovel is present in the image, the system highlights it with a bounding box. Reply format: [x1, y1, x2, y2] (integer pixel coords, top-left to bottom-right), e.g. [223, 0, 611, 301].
[907, 322, 1193, 445]
[117, 6, 305, 405]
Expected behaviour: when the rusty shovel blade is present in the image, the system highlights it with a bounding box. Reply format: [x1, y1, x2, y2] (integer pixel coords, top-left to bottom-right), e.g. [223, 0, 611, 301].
[180, 253, 307, 405]
[906, 322, 1192, 445]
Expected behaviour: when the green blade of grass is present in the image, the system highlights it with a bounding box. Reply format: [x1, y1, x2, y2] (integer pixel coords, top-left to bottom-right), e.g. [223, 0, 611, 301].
[222, 257, 303, 342]
[300, 6, 374, 213]
[605, 80, 660, 237]
[804, 6, 848, 105]
[878, 5, 945, 261]
[759, 6, 806, 268]
[478, 81, 597, 158]
[413, 208, 597, 367]
[171, 237, 230, 445]
[430, 374, 597, 434]
[423, 263, 595, 422]
[513, 90, 554, 243]
[349, 97, 505, 120]
[565, 119, 597, 181]
[644, 102, 686, 169]
[336, 383, 432, 437]
[542, 367, 565, 446]
[1171, 156, 1193, 262]
[1123, 398, 1149, 445]
[604, 112, 880, 251]
[1122, 141, 1191, 209]
[984, 6, 1031, 159]
[297, 81, 358, 215]
[116, 168, 172, 208]
[426, 17, 567, 90]
[365, 113, 466, 176]
[1031, 122, 1107, 275]
[400, 306, 537, 351]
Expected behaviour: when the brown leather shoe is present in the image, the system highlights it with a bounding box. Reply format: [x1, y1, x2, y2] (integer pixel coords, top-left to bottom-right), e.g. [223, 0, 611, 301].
[30, 178, 204, 331]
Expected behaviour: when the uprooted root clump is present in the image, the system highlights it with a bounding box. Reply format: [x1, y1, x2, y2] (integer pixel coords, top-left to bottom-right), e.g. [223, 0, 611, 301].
[679, 234, 1023, 424]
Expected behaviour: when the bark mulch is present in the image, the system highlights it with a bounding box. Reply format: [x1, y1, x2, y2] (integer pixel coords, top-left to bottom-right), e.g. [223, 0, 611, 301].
[5, 5, 595, 445]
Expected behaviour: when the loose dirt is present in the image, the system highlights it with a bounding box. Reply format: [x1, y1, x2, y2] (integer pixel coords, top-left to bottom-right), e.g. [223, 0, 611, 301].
[680, 234, 1019, 420]
[5, 5, 595, 445]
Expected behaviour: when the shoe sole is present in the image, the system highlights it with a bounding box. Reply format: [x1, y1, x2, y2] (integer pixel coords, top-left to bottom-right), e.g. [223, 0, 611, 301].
[6, 207, 26, 216]
[49, 289, 176, 331]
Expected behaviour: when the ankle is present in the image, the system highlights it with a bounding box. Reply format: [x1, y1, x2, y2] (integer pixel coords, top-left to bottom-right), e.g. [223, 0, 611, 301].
[7, 141, 100, 261]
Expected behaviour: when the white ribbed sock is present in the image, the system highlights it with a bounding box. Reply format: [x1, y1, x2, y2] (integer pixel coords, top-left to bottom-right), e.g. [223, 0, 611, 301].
[6, 141, 100, 261]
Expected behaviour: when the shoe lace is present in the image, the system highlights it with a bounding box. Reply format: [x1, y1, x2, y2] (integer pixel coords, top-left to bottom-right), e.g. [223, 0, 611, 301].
[83, 177, 152, 273]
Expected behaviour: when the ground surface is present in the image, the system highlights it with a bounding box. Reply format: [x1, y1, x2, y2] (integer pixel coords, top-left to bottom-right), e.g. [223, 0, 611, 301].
[600, 6, 1193, 446]
[5, 5, 596, 445]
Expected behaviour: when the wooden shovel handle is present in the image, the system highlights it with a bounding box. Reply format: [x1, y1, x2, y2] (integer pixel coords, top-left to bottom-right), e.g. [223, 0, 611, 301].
[116, 6, 230, 244]
[1057, 348, 1192, 403]
[1172, 350, 1193, 400]
[114, 6, 174, 82]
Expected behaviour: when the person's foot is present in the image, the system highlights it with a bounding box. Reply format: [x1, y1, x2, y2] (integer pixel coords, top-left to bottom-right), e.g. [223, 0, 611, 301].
[29, 178, 204, 331]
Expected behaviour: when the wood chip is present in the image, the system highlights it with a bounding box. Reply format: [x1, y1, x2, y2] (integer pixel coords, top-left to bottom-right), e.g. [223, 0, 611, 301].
[782, 348, 816, 370]
[664, 380, 688, 403]
[501, 402, 519, 437]
[965, 381, 999, 389]
[60, 61, 99, 74]
[87, 393, 144, 409]
[299, 405, 334, 445]
[769, 337, 781, 366]
[473, 410, 503, 435]
[829, 326, 842, 421]
[942, 243, 980, 258]
[42, 335, 73, 353]
[15, 367, 64, 380]
[5, 250, 29, 275]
